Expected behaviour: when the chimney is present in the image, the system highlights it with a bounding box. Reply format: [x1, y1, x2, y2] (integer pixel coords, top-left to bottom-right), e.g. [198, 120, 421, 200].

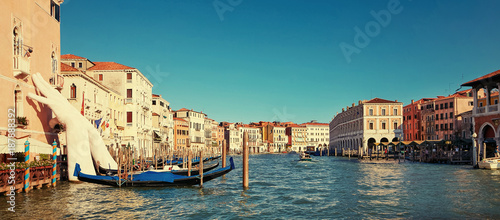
[411, 99, 414, 104]
[358, 100, 362, 105]
[395, 100, 398, 102]
[342, 108, 345, 112]
[352, 103, 355, 107]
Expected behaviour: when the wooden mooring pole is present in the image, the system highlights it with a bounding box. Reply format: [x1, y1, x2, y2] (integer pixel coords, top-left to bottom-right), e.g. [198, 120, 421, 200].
[243, 131, 249, 189]
[199, 149, 204, 187]
[222, 140, 227, 168]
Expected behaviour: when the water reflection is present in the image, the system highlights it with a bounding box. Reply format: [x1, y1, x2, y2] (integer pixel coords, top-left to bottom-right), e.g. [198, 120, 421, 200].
[2, 155, 500, 219]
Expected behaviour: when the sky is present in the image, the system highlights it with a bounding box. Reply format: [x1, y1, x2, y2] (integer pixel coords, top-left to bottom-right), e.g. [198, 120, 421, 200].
[60, 0, 500, 124]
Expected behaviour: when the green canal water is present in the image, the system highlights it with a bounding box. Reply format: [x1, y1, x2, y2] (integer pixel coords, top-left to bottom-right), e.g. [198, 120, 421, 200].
[1, 154, 500, 219]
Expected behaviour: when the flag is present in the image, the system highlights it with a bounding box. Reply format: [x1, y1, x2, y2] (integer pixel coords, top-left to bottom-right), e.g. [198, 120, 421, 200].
[81, 92, 85, 115]
[95, 118, 102, 129]
[101, 120, 106, 131]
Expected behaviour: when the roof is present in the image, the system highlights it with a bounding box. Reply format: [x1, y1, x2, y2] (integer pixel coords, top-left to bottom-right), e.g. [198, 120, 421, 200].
[177, 108, 190, 112]
[152, 113, 160, 116]
[60, 63, 79, 72]
[61, 54, 87, 60]
[88, 62, 135, 71]
[301, 122, 329, 126]
[173, 117, 187, 122]
[152, 94, 160, 98]
[462, 69, 500, 87]
[364, 98, 399, 104]
[435, 89, 472, 101]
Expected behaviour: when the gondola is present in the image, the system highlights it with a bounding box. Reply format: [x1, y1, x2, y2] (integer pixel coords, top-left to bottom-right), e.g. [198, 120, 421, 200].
[75, 158, 234, 187]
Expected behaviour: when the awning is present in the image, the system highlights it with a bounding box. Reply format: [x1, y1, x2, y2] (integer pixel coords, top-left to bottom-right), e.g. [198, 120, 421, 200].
[0, 136, 53, 155]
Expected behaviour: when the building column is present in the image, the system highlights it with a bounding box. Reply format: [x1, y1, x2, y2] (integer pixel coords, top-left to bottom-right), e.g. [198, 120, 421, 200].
[486, 86, 491, 113]
[473, 88, 478, 115]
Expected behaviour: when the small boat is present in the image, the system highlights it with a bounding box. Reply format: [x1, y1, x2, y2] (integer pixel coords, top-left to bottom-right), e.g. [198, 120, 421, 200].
[75, 158, 234, 187]
[478, 157, 500, 170]
[299, 153, 312, 161]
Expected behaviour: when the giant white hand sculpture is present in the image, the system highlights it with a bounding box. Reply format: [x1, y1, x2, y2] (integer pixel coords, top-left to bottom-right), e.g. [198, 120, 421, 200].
[28, 73, 117, 181]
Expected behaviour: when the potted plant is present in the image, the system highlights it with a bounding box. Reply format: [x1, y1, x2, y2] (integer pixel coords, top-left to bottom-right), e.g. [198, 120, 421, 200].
[16, 116, 28, 128]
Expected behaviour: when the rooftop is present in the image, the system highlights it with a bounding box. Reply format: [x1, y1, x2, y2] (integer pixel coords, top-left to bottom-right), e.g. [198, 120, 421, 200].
[462, 69, 500, 87]
[60, 63, 79, 72]
[88, 62, 135, 71]
[61, 54, 87, 60]
[364, 98, 400, 104]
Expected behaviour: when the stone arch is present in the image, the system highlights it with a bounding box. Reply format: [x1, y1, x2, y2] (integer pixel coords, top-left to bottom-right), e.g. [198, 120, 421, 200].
[392, 137, 399, 142]
[479, 123, 497, 158]
[380, 137, 389, 143]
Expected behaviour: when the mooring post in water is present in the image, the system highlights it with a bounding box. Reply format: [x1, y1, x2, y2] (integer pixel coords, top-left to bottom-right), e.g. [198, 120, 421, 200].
[24, 140, 30, 193]
[52, 140, 57, 187]
[188, 149, 192, 177]
[335, 147, 337, 156]
[118, 148, 121, 188]
[243, 131, 249, 189]
[222, 139, 227, 168]
[200, 149, 204, 187]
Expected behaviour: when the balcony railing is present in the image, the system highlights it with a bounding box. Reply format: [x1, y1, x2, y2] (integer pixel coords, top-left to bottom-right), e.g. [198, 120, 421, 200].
[489, 105, 498, 112]
[13, 55, 30, 78]
[477, 107, 486, 114]
[49, 74, 64, 90]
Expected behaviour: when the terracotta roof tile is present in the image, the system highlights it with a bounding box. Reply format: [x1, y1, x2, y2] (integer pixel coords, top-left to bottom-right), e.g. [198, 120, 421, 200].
[301, 122, 329, 126]
[152, 94, 160, 98]
[60, 63, 79, 72]
[177, 108, 190, 111]
[462, 69, 500, 86]
[61, 54, 87, 60]
[364, 98, 399, 104]
[88, 62, 135, 71]
[152, 113, 160, 116]
[174, 117, 187, 122]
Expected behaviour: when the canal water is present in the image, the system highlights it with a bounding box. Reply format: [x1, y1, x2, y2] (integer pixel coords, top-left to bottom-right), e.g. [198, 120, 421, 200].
[2, 154, 500, 219]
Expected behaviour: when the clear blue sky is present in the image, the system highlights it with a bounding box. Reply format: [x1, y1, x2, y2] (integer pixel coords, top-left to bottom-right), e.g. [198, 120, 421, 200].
[60, 0, 500, 124]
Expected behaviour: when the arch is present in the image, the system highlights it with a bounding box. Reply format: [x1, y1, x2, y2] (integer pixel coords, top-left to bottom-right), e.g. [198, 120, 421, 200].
[479, 123, 496, 140]
[380, 137, 389, 143]
[392, 137, 399, 142]
[368, 138, 376, 148]
[70, 83, 77, 99]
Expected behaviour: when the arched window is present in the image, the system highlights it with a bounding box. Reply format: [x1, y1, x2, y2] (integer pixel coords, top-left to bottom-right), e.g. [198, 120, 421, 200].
[13, 27, 20, 56]
[14, 85, 23, 117]
[70, 84, 77, 99]
[51, 51, 57, 73]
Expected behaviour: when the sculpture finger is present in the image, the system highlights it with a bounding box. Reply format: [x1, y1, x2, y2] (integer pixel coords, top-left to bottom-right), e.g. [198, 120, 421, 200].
[32, 73, 58, 98]
[27, 92, 55, 106]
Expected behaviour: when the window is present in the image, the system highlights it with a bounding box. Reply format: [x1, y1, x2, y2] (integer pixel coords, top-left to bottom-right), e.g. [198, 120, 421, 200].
[436, 114, 439, 120]
[436, 105, 439, 110]
[495, 100, 498, 105]
[152, 100, 156, 105]
[127, 112, 132, 123]
[444, 124, 448, 130]
[13, 27, 20, 56]
[382, 109, 386, 116]
[440, 104, 443, 109]
[70, 84, 76, 99]
[445, 114, 448, 119]
[450, 112, 453, 118]
[369, 109, 373, 116]
[382, 122, 386, 129]
[450, 102, 454, 108]
[98, 74, 103, 81]
[450, 123, 453, 130]
[468, 101, 473, 106]
[441, 124, 444, 130]
[127, 73, 132, 82]
[369, 122, 374, 130]
[394, 122, 398, 129]
[78, 62, 83, 68]
[445, 103, 448, 109]
[51, 1, 60, 22]
[394, 108, 398, 116]
[440, 114, 443, 120]
[51, 52, 57, 74]
[127, 89, 132, 98]
[71, 62, 75, 67]
[436, 125, 439, 131]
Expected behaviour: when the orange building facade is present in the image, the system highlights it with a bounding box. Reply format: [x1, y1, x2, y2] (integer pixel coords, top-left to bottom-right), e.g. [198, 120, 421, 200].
[173, 117, 188, 150]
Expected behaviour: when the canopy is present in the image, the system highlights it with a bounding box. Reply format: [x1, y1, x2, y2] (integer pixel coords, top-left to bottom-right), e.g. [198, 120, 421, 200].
[0, 136, 53, 155]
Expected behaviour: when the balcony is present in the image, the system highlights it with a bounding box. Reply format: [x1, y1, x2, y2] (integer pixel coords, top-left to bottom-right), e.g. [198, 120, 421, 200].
[16, 116, 29, 129]
[13, 55, 30, 78]
[49, 74, 64, 90]
[489, 105, 498, 112]
[477, 107, 486, 114]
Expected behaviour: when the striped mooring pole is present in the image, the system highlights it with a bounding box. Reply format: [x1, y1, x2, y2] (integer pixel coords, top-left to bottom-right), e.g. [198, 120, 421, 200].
[24, 140, 30, 193]
[52, 140, 57, 187]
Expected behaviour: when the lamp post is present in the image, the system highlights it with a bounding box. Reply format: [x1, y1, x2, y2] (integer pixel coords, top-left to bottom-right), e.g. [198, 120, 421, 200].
[472, 133, 477, 168]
